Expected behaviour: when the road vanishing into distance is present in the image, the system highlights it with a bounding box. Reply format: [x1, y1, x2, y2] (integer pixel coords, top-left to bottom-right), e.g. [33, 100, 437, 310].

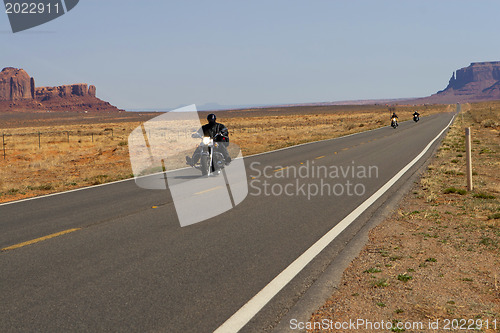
[1, 111, 455, 332]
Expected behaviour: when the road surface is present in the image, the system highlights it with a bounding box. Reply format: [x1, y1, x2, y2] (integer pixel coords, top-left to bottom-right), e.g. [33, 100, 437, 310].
[0, 112, 455, 332]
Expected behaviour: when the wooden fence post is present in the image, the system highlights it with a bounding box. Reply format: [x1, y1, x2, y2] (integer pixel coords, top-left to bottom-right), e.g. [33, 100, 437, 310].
[465, 127, 473, 191]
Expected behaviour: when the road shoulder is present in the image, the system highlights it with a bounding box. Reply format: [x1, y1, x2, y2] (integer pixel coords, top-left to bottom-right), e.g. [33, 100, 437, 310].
[284, 104, 499, 333]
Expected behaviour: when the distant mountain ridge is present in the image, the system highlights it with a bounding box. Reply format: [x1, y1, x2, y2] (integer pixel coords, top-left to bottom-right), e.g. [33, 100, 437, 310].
[132, 98, 413, 113]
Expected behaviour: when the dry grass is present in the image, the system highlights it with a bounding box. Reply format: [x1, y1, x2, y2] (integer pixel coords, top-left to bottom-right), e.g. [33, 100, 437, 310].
[0, 122, 140, 202]
[309, 102, 500, 333]
[0, 104, 449, 203]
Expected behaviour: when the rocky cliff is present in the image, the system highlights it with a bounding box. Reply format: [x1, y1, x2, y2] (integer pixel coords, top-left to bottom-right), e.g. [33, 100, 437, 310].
[0, 67, 121, 112]
[0, 67, 34, 100]
[416, 62, 500, 103]
[35, 84, 96, 100]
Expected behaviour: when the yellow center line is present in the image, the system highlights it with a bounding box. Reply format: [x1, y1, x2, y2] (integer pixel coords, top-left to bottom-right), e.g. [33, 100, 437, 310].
[315, 156, 325, 160]
[342, 147, 349, 151]
[194, 186, 224, 195]
[334, 152, 338, 154]
[1, 228, 81, 252]
[274, 167, 288, 172]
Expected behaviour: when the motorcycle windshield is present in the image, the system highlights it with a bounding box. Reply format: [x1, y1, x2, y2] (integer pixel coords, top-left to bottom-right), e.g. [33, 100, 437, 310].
[128, 105, 202, 187]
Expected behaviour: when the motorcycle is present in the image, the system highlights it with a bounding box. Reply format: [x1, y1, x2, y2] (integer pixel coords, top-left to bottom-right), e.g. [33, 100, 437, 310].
[391, 117, 398, 129]
[190, 132, 227, 176]
[413, 114, 420, 122]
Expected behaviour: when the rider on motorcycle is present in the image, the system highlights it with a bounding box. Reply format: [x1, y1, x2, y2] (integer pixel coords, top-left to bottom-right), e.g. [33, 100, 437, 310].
[186, 113, 231, 166]
[413, 111, 420, 119]
[391, 112, 398, 124]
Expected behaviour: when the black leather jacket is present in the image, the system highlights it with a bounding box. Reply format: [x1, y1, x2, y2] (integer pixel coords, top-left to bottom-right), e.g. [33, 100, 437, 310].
[198, 122, 229, 142]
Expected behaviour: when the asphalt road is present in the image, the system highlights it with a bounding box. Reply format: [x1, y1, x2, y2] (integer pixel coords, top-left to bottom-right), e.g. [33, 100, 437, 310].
[0, 112, 455, 332]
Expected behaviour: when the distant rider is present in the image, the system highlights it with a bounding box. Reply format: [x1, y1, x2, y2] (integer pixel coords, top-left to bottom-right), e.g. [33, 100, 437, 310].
[186, 113, 231, 166]
[413, 111, 420, 119]
[391, 111, 398, 123]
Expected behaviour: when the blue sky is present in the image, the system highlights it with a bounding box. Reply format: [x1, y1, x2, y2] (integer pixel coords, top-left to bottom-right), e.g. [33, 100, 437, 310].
[1, 1, 499, 110]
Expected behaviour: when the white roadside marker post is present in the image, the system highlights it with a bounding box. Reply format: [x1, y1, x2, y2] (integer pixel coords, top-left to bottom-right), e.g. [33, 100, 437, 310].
[465, 127, 473, 191]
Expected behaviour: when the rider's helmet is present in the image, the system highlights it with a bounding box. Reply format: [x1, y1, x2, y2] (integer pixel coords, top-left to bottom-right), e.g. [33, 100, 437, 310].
[207, 113, 216, 124]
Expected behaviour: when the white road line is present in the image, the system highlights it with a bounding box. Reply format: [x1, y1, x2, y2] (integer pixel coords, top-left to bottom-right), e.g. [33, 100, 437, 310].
[214, 114, 456, 333]
[0, 176, 135, 207]
[0, 165, 192, 208]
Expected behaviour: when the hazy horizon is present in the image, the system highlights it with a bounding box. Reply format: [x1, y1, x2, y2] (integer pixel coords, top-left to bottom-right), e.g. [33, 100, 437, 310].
[126, 96, 419, 112]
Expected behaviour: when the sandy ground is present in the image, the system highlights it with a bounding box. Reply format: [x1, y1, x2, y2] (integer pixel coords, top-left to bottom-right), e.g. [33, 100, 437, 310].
[308, 103, 499, 332]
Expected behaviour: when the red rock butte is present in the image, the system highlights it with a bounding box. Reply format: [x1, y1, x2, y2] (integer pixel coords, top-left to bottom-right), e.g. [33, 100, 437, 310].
[0, 67, 121, 112]
[407, 61, 500, 104]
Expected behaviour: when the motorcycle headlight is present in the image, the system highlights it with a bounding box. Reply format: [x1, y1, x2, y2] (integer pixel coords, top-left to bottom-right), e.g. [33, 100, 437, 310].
[202, 137, 211, 145]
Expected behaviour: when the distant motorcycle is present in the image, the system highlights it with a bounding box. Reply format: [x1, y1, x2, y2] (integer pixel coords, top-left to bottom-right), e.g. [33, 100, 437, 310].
[391, 117, 398, 129]
[413, 114, 420, 122]
[190, 132, 227, 176]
